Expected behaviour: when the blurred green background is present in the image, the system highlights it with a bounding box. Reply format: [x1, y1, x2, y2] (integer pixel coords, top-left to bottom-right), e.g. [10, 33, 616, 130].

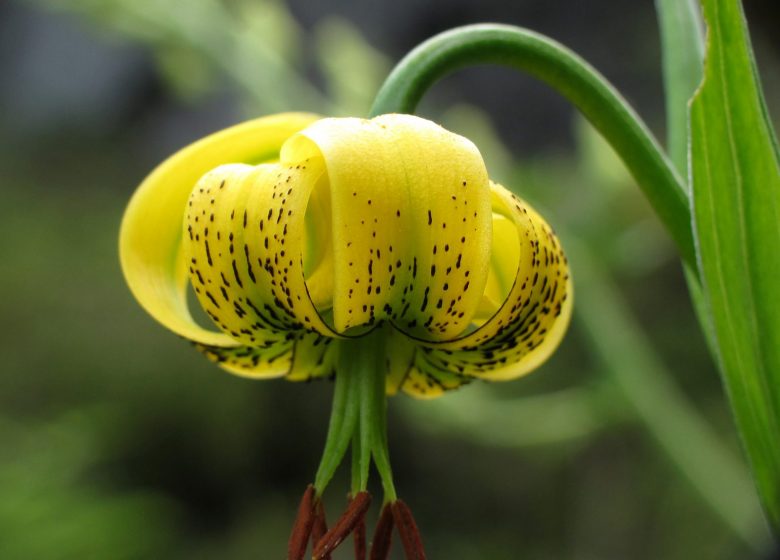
[1, 0, 778, 558]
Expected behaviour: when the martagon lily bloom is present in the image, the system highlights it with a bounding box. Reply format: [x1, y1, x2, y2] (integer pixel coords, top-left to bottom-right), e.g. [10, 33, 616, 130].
[120, 112, 572, 559]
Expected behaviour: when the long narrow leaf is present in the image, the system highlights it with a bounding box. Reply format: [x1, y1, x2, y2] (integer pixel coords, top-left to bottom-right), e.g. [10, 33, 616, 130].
[690, 0, 780, 533]
[656, 0, 705, 175]
[654, 0, 721, 361]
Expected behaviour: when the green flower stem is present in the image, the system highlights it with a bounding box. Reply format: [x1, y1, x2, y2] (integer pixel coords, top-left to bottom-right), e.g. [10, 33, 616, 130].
[314, 343, 361, 495]
[351, 431, 362, 495]
[357, 335, 381, 491]
[364, 336, 397, 502]
[315, 330, 397, 502]
[369, 23, 696, 271]
[356, 328, 397, 501]
[654, 0, 720, 360]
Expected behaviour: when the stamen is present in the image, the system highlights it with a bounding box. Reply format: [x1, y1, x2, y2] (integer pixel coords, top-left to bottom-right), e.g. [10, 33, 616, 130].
[353, 504, 367, 560]
[368, 502, 394, 560]
[313, 491, 372, 559]
[392, 500, 426, 559]
[287, 484, 316, 560]
[312, 500, 330, 558]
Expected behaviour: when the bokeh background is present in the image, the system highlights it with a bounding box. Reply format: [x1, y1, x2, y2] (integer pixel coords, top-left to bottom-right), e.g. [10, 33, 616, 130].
[1, 0, 778, 558]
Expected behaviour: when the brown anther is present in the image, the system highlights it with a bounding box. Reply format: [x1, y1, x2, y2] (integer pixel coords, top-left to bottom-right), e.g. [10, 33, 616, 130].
[313, 491, 372, 560]
[353, 511, 367, 560]
[368, 503, 395, 560]
[392, 500, 427, 560]
[311, 499, 331, 559]
[287, 484, 317, 560]
[312, 499, 329, 545]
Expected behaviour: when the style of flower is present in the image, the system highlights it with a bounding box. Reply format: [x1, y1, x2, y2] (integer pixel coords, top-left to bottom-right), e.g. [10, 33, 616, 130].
[120, 112, 572, 559]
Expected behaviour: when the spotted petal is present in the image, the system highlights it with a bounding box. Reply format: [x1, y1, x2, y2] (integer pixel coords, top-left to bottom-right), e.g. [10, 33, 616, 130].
[393, 183, 573, 398]
[288, 114, 494, 340]
[119, 113, 336, 379]
[122, 112, 570, 388]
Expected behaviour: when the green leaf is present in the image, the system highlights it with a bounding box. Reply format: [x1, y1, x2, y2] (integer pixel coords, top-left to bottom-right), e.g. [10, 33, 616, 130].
[656, 0, 705, 176]
[654, 0, 721, 363]
[690, 0, 780, 534]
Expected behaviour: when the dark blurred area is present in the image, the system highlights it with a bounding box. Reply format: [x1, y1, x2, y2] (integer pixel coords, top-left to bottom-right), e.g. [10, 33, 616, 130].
[0, 0, 778, 558]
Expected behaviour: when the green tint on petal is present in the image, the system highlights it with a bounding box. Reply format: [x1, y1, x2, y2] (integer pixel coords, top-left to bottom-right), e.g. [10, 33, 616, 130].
[385, 329, 417, 395]
[120, 112, 319, 348]
[395, 351, 473, 398]
[400, 183, 572, 397]
[473, 212, 519, 325]
[195, 332, 336, 380]
[301, 172, 335, 311]
[288, 114, 493, 340]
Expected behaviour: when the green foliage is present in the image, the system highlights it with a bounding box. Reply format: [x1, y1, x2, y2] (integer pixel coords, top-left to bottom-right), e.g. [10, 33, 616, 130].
[25, 0, 328, 112]
[655, 0, 705, 175]
[313, 17, 391, 116]
[572, 240, 766, 547]
[0, 413, 181, 559]
[690, 0, 780, 533]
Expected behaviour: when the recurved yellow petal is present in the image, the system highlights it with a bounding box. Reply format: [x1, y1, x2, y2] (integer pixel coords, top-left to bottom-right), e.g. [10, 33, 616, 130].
[122, 111, 569, 388]
[398, 182, 572, 397]
[196, 331, 335, 381]
[120, 112, 318, 347]
[120, 112, 332, 379]
[473, 212, 520, 324]
[183, 154, 338, 341]
[284, 114, 493, 340]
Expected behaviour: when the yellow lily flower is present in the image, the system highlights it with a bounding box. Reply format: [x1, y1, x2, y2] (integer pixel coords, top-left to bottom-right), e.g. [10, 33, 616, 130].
[120, 111, 572, 558]
[120, 112, 572, 397]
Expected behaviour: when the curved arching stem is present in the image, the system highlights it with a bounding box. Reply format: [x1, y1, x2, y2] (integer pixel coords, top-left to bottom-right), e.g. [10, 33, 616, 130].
[369, 24, 697, 272]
